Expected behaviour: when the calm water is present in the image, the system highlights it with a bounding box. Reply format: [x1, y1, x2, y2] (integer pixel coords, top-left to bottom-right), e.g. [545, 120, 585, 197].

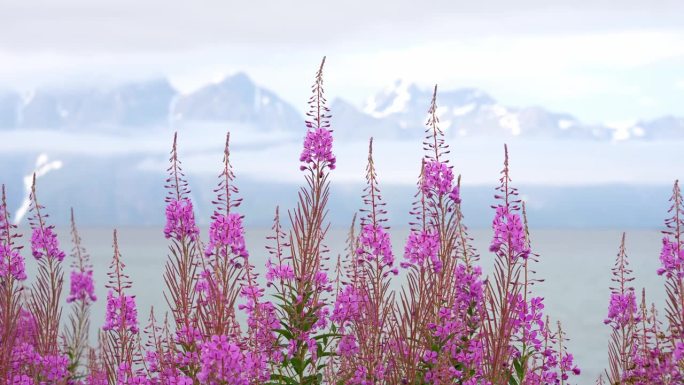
[21, 227, 667, 384]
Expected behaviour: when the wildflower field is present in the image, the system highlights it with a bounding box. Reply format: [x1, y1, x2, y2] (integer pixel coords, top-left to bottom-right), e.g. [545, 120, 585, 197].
[0, 58, 682, 385]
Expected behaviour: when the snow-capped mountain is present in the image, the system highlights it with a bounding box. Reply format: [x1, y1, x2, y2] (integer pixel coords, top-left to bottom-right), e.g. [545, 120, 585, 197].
[0, 74, 682, 141]
[15, 79, 175, 129]
[360, 79, 610, 140]
[172, 72, 301, 133]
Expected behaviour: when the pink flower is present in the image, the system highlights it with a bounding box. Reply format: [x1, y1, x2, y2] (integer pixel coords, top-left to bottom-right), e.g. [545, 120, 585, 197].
[403, 230, 440, 272]
[30, 226, 65, 262]
[331, 285, 364, 325]
[198, 335, 249, 385]
[205, 213, 248, 258]
[103, 290, 139, 334]
[265, 261, 294, 282]
[422, 160, 453, 197]
[357, 224, 394, 270]
[449, 185, 461, 204]
[489, 206, 529, 259]
[657, 236, 684, 278]
[0, 243, 26, 281]
[66, 269, 97, 303]
[164, 198, 199, 241]
[338, 334, 359, 357]
[300, 127, 336, 170]
[604, 290, 638, 328]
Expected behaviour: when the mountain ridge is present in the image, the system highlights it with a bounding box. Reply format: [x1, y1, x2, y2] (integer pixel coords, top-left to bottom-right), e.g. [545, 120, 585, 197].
[0, 73, 682, 141]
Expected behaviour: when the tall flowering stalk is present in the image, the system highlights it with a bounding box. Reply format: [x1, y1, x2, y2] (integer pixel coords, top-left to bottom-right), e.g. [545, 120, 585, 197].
[269, 56, 337, 385]
[26, 174, 68, 365]
[0, 185, 27, 380]
[238, 238, 279, 383]
[162, 133, 203, 380]
[333, 138, 396, 384]
[102, 230, 140, 383]
[603, 233, 638, 383]
[199, 131, 247, 339]
[598, 182, 684, 383]
[482, 146, 579, 385]
[481, 145, 527, 384]
[626, 289, 680, 383]
[655, 180, 684, 377]
[63, 208, 97, 381]
[163, 132, 200, 328]
[658, 181, 684, 346]
[393, 87, 488, 384]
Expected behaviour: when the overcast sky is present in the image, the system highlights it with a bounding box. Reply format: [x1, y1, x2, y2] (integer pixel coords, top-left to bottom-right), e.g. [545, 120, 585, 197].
[0, 0, 683, 123]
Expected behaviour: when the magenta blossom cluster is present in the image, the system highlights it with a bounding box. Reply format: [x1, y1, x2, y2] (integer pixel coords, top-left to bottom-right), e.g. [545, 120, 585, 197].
[300, 127, 336, 170]
[356, 223, 395, 273]
[331, 284, 364, 325]
[67, 269, 97, 303]
[402, 230, 440, 272]
[604, 291, 639, 328]
[657, 236, 684, 278]
[11, 343, 69, 383]
[513, 295, 546, 350]
[197, 335, 250, 385]
[489, 206, 530, 259]
[422, 160, 454, 197]
[164, 198, 200, 241]
[449, 185, 461, 204]
[205, 213, 248, 258]
[423, 264, 486, 382]
[103, 290, 139, 334]
[337, 334, 359, 357]
[30, 226, 65, 261]
[265, 260, 294, 282]
[0, 243, 26, 281]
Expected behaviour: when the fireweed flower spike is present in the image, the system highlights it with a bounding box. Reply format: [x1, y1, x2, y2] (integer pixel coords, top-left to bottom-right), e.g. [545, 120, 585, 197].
[603, 233, 639, 384]
[200, 131, 249, 339]
[621, 289, 681, 383]
[25, 174, 70, 384]
[0, 185, 27, 379]
[270, 56, 338, 385]
[161, 132, 205, 379]
[482, 145, 580, 385]
[333, 138, 396, 383]
[102, 230, 140, 383]
[300, 57, 335, 173]
[659, 181, 684, 332]
[650, 180, 684, 379]
[64, 208, 97, 381]
[393, 86, 485, 384]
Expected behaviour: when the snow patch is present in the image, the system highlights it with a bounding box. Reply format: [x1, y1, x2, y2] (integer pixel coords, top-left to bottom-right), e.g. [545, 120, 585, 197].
[605, 121, 636, 141]
[364, 79, 412, 118]
[21, 90, 35, 106]
[632, 126, 645, 137]
[491, 105, 521, 136]
[453, 103, 476, 116]
[558, 119, 575, 130]
[57, 105, 69, 118]
[441, 119, 452, 131]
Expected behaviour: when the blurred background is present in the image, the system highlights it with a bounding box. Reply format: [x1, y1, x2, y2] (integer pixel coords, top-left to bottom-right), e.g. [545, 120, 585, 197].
[1, 1, 683, 382]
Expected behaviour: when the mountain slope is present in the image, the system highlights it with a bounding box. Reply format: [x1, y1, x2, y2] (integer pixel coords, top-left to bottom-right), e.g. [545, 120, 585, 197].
[0, 75, 682, 141]
[171, 72, 301, 133]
